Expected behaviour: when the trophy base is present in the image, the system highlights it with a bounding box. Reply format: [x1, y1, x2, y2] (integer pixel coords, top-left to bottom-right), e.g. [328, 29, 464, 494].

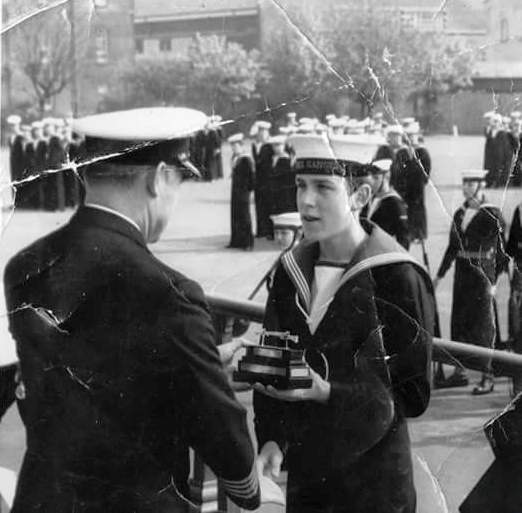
[233, 370, 312, 390]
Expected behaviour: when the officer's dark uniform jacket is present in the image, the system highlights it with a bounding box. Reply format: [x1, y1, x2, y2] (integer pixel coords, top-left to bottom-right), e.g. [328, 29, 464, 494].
[437, 202, 508, 350]
[4, 206, 260, 513]
[253, 221, 435, 513]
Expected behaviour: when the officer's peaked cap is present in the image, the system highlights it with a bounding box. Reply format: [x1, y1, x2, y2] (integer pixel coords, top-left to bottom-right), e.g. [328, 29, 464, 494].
[72, 107, 207, 177]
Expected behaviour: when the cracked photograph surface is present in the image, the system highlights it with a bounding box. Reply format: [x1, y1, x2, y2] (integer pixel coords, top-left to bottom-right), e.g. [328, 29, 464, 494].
[2, 1, 522, 512]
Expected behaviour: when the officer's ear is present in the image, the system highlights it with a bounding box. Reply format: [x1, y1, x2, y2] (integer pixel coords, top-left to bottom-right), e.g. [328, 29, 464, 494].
[146, 162, 178, 198]
[145, 162, 164, 198]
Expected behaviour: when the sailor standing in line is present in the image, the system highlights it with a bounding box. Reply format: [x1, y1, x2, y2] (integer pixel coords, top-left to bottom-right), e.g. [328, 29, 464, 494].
[252, 121, 274, 238]
[404, 122, 431, 243]
[227, 133, 255, 250]
[434, 170, 509, 394]
[360, 158, 410, 249]
[7, 115, 24, 184]
[268, 135, 295, 216]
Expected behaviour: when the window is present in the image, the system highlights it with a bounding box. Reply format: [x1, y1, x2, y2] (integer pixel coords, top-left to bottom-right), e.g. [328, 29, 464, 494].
[171, 37, 193, 59]
[400, 11, 418, 29]
[500, 18, 510, 42]
[135, 38, 144, 54]
[94, 27, 109, 64]
[159, 38, 172, 52]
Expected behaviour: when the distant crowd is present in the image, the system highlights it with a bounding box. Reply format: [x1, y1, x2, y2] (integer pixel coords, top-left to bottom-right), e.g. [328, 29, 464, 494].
[6, 115, 83, 210]
[482, 110, 522, 187]
[226, 111, 431, 251]
[5, 113, 226, 211]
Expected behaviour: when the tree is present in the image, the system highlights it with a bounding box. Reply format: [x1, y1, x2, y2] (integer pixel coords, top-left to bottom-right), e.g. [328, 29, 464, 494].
[260, 4, 474, 122]
[116, 34, 269, 119]
[186, 34, 270, 116]
[408, 36, 474, 129]
[328, 7, 474, 121]
[262, 28, 337, 115]
[6, 1, 78, 117]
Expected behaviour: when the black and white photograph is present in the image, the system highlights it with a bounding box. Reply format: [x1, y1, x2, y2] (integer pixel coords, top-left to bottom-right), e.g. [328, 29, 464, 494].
[1, 1, 522, 512]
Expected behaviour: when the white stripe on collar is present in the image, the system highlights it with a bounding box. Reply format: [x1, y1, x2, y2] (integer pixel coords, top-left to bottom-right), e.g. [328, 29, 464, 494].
[84, 203, 142, 234]
[282, 249, 423, 328]
[282, 250, 311, 312]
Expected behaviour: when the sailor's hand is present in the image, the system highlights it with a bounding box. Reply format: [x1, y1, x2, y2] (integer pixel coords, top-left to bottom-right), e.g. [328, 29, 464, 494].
[253, 368, 330, 404]
[218, 338, 252, 367]
[490, 284, 497, 296]
[219, 338, 254, 392]
[257, 441, 283, 479]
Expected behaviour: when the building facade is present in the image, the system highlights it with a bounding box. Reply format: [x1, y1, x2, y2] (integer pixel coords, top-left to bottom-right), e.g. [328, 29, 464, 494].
[474, 0, 522, 92]
[6, 0, 512, 134]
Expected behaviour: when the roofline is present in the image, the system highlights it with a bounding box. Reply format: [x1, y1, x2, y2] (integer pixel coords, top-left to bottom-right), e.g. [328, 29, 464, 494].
[444, 29, 487, 35]
[135, 8, 259, 23]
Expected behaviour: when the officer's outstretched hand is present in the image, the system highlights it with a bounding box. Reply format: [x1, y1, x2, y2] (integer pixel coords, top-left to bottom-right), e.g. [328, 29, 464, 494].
[257, 441, 283, 479]
[253, 368, 330, 404]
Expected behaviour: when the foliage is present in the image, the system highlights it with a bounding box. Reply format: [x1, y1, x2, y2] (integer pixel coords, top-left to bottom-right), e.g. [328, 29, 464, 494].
[117, 34, 270, 118]
[327, 8, 474, 116]
[6, 1, 78, 116]
[258, 5, 475, 120]
[261, 28, 335, 109]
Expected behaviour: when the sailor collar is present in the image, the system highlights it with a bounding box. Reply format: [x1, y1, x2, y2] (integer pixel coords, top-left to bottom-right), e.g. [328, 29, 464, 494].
[281, 220, 424, 315]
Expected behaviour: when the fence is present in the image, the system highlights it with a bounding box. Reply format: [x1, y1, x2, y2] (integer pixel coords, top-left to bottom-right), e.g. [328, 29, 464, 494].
[186, 293, 522, 513]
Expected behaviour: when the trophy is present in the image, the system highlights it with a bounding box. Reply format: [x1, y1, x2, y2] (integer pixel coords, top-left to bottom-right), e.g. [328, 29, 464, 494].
[233, 330, 313, 389]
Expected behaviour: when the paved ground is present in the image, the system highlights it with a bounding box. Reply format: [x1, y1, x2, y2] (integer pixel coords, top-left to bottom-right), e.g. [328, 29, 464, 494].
[0, 135, 520, 512]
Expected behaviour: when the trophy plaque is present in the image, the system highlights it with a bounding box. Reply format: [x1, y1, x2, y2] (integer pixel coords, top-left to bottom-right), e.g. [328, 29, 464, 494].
[233, 330, 313, 389]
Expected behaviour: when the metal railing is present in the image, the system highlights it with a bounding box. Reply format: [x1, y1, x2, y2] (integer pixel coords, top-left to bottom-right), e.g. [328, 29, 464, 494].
[206, 292, 522, 377]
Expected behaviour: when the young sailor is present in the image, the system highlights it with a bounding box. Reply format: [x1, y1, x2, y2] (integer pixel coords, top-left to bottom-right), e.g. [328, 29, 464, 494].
[434, 170, 509, 394]
[253, 134, 436, 513]
[360, 158, 410, 249]
[227, 133, 255, 250]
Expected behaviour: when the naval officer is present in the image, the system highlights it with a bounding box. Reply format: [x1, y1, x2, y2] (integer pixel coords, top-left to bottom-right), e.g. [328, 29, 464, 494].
[4, 107, 260, 513]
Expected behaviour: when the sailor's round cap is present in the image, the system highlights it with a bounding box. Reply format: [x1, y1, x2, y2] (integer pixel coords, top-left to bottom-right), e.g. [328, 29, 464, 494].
[462, 169, 488, 182]
[405, 121, 421, 135]
[270, 212, 302, 230]
[287, 112, 297, 118]
[330, 118, 346, 128]
[483, 110, 496, 119]
[72, 107, 207, 177]
[227, 133, 244, 144]
[268, 135, 287, 145]
[325, 114, 336, 122]
[511, 111, 522, 119]
[256, 120, 272, 130]
[31, 121, 43, 129]
[289, 134, 382, 177]
[279, 126, 291, 135]
[7, 115, 21, 125]
[401, 117, 415, 125]
[386, 124, 404, 136]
